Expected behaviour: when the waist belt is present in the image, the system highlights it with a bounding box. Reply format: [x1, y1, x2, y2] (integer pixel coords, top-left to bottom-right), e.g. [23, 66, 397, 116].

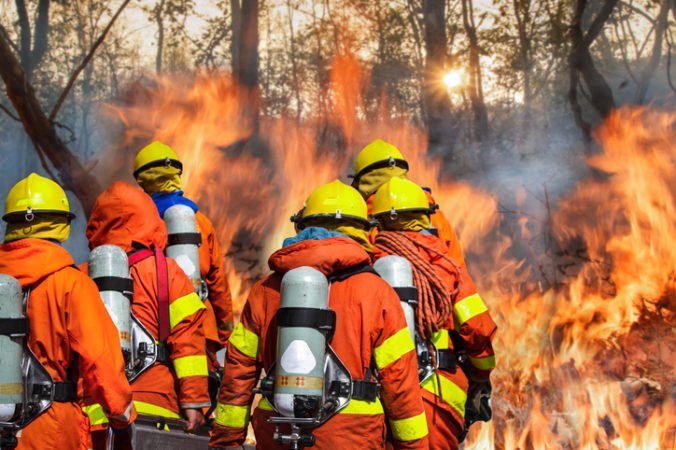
[437, 349, 457, 373]
[329, 379, 379, 402]
[34, 381, 78, 403]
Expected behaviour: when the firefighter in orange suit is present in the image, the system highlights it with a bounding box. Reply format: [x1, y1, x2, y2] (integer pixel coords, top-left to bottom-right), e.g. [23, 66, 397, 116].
[0, 174, 135, 450]
[372, 177, 497, 450]
[134, 141, 234, 361]
[82, 181, 209, 443]
[351, 138, 466, 266]
[209, 180, 428, 449]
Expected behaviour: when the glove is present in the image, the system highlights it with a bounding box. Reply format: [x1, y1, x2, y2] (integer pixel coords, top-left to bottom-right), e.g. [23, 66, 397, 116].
[109, 423, 134, 450]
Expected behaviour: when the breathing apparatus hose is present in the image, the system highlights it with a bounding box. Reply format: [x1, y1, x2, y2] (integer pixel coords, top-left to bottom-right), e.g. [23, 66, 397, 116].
[374, 231, 461, 340]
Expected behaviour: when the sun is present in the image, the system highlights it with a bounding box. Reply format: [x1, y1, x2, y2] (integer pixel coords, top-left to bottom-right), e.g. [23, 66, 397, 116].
[443, 68, 466, 91]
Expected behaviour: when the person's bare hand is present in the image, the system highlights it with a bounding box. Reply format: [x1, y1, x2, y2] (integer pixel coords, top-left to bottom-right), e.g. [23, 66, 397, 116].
[183, 408, 205, 433]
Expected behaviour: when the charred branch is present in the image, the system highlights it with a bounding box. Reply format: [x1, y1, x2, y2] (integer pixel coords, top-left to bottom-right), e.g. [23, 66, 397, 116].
[0, 30, 102, 215]
[633, 0, 671, 104]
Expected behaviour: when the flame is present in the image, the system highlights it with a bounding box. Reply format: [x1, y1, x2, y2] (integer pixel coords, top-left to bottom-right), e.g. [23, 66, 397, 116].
[98, 55, 676, 448]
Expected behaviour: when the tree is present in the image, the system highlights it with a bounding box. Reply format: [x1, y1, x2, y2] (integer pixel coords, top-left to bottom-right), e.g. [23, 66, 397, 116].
[461, 0, 489, 140]
[231, 0, 260, 130]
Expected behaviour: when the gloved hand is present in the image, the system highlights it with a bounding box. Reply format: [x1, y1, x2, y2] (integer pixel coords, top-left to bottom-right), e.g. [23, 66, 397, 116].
[184, 408, 206, 434]
[465, 381, 492, 424]
[109, 423, 134, 450]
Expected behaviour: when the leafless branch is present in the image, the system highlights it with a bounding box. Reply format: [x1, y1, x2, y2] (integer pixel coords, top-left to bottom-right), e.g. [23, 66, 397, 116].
[49, 0, 131, 121]
[0, 102, 20, 122]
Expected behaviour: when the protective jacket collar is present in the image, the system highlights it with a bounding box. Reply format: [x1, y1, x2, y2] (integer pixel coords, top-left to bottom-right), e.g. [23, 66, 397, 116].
[268, 236, 370, 276]
[0, 238, 74, 287]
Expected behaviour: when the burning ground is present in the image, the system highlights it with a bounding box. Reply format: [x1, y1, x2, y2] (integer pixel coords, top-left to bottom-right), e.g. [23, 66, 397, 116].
[93, 58, 675, 448]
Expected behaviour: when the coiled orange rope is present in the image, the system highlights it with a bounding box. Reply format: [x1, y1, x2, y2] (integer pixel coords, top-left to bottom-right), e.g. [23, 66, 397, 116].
[375, 231, 462, 339]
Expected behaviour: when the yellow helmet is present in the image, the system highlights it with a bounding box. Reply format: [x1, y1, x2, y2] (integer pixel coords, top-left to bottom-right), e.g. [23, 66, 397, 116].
[3, 173, 75, 222]
[372, 176, 434, 218]
[133, 141, 183, 178]
[352, 139, 408, 180]
[292, 180, 369, 228]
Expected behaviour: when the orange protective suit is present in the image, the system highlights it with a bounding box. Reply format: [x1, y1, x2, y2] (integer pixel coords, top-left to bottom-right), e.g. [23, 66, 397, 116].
[195, 211, 234, 351]
[210, 236, 429, 449]
[0, 238, 135, 450]
[367, 190, 465, 266]
[83, 182, 209, 430]
[374, 232, 497, 450]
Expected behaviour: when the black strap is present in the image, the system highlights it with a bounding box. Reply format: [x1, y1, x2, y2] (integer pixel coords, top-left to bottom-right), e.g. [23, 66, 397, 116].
[133, 158, 183, 178]
[328, 263, 377, 282]
[437, 349, 457, 373]
[328, 379, 379, 402]
[394, 287, 418, 303]
[353, 158, 409, 181]
[52, 381, 78, 402]
[167, 232, 202, 246]
[156, 342, 170, 364]
[93, 276, 133, 297]
[0, 318, 28, 336]
[277, 307, 336, 338]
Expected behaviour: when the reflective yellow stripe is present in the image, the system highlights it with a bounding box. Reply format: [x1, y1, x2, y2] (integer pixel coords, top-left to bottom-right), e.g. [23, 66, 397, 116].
[83, 404, 108, 425]
[390, 411, 428, 442]
[373, 327, 415, 370]
[134, 401, 181, 419]
[170, 292, 206, 329]
[421, 374, 467, 418]
[340, 398, 384, 415]
[469, 354, 496, 371]
[454, 293, 487, 325]
[430, 329, 449, 350]
[173, 355, 208, 378]
[258, 397, 383, 415]
[229, 322, 259, 359]
[215, 402, 250, 428]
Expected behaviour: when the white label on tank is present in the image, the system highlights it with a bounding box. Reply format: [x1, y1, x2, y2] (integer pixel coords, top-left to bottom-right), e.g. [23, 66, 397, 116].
[280, 340, 316, 374]
[174, 254, 197, 277]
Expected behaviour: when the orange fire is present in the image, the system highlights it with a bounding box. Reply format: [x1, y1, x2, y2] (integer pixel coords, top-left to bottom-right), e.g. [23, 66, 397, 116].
[98, 55, 676, 448]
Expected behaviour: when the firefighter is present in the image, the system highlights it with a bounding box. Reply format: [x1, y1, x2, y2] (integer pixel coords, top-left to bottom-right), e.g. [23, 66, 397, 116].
[0, 173, 135, 449]
[82, 181, 210, 444]
[371, 177, 497, 450]
[133, 141, 234, 364]
[210, 180, 429, 449]
[351, 138, 466, 265]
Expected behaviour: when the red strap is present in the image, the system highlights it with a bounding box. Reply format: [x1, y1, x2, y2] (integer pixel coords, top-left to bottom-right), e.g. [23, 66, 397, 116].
[153, 246, 171, 342]
[127, 249, 153, 266]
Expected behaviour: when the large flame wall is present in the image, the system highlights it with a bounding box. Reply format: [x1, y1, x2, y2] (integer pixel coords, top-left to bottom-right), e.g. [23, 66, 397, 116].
[97, 59, 675, 448]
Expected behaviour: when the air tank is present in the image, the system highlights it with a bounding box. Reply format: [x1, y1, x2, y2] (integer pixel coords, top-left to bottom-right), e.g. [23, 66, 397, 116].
[374, 256, 417, 343]
[164, 204, 203, 296]
[0, 275, 24, 422]
[274, 267, 329, 418]
[89, 245, 132, 360]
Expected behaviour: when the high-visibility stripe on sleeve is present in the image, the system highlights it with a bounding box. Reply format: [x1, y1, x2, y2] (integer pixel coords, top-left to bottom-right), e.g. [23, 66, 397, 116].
[134, 400, 181, 419]
[454, 293, 487, 325]
[228, 322, 259, 359]
[430, 329, 449, 350]
[169, 292, 206, 329]
[421, 374, 466, 418]
[469, 354, 496, 371]
[173, 355, 208, 378]
[373, 327, 415, 370]
[215, 402, 250, 428]
[389, 411, 428, 442]
[83, 404, 108, 426]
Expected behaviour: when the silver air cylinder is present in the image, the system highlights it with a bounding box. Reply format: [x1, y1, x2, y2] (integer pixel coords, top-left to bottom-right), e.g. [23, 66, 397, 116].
[0, 275, 24, 422]
[89, 245, 132, 358]
[374, 256, 417, 342]
[164, 205, 202, 295]
[274, 267, 329, 418]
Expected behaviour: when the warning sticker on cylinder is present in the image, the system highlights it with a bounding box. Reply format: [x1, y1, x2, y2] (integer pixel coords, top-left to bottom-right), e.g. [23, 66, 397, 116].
[174, 254, 197, 277]
[280, 340, 316, 374]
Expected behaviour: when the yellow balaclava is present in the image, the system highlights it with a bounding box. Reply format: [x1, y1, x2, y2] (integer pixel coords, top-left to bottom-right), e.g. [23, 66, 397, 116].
[136, 165, 182, 194]
[4, 214, 70, 243]
[355, 166, 408, 199]
[305, 217, 374, 253]
[378, 211, 431, 233]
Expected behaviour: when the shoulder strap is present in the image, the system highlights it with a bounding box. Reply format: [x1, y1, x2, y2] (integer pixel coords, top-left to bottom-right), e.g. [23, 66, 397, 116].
[128, 246, 171, 342]
[327, 263, 378, 283]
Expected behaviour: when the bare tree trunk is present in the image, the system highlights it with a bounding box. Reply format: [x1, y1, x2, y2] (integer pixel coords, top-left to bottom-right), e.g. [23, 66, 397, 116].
[513, 0, 533, 108]
[286, 0, 302, 119]
[461, 0, 489, 140]
[155, 0, 166, 73]
[568, 0, 618, 140]
[0, 31, 102, 214]
[230, 0, 241, 76]
[230, 0, 259, 133]
[15, 0, 50, 78]
[422, 0, 454, 155]
[633, 0, 671, 103]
